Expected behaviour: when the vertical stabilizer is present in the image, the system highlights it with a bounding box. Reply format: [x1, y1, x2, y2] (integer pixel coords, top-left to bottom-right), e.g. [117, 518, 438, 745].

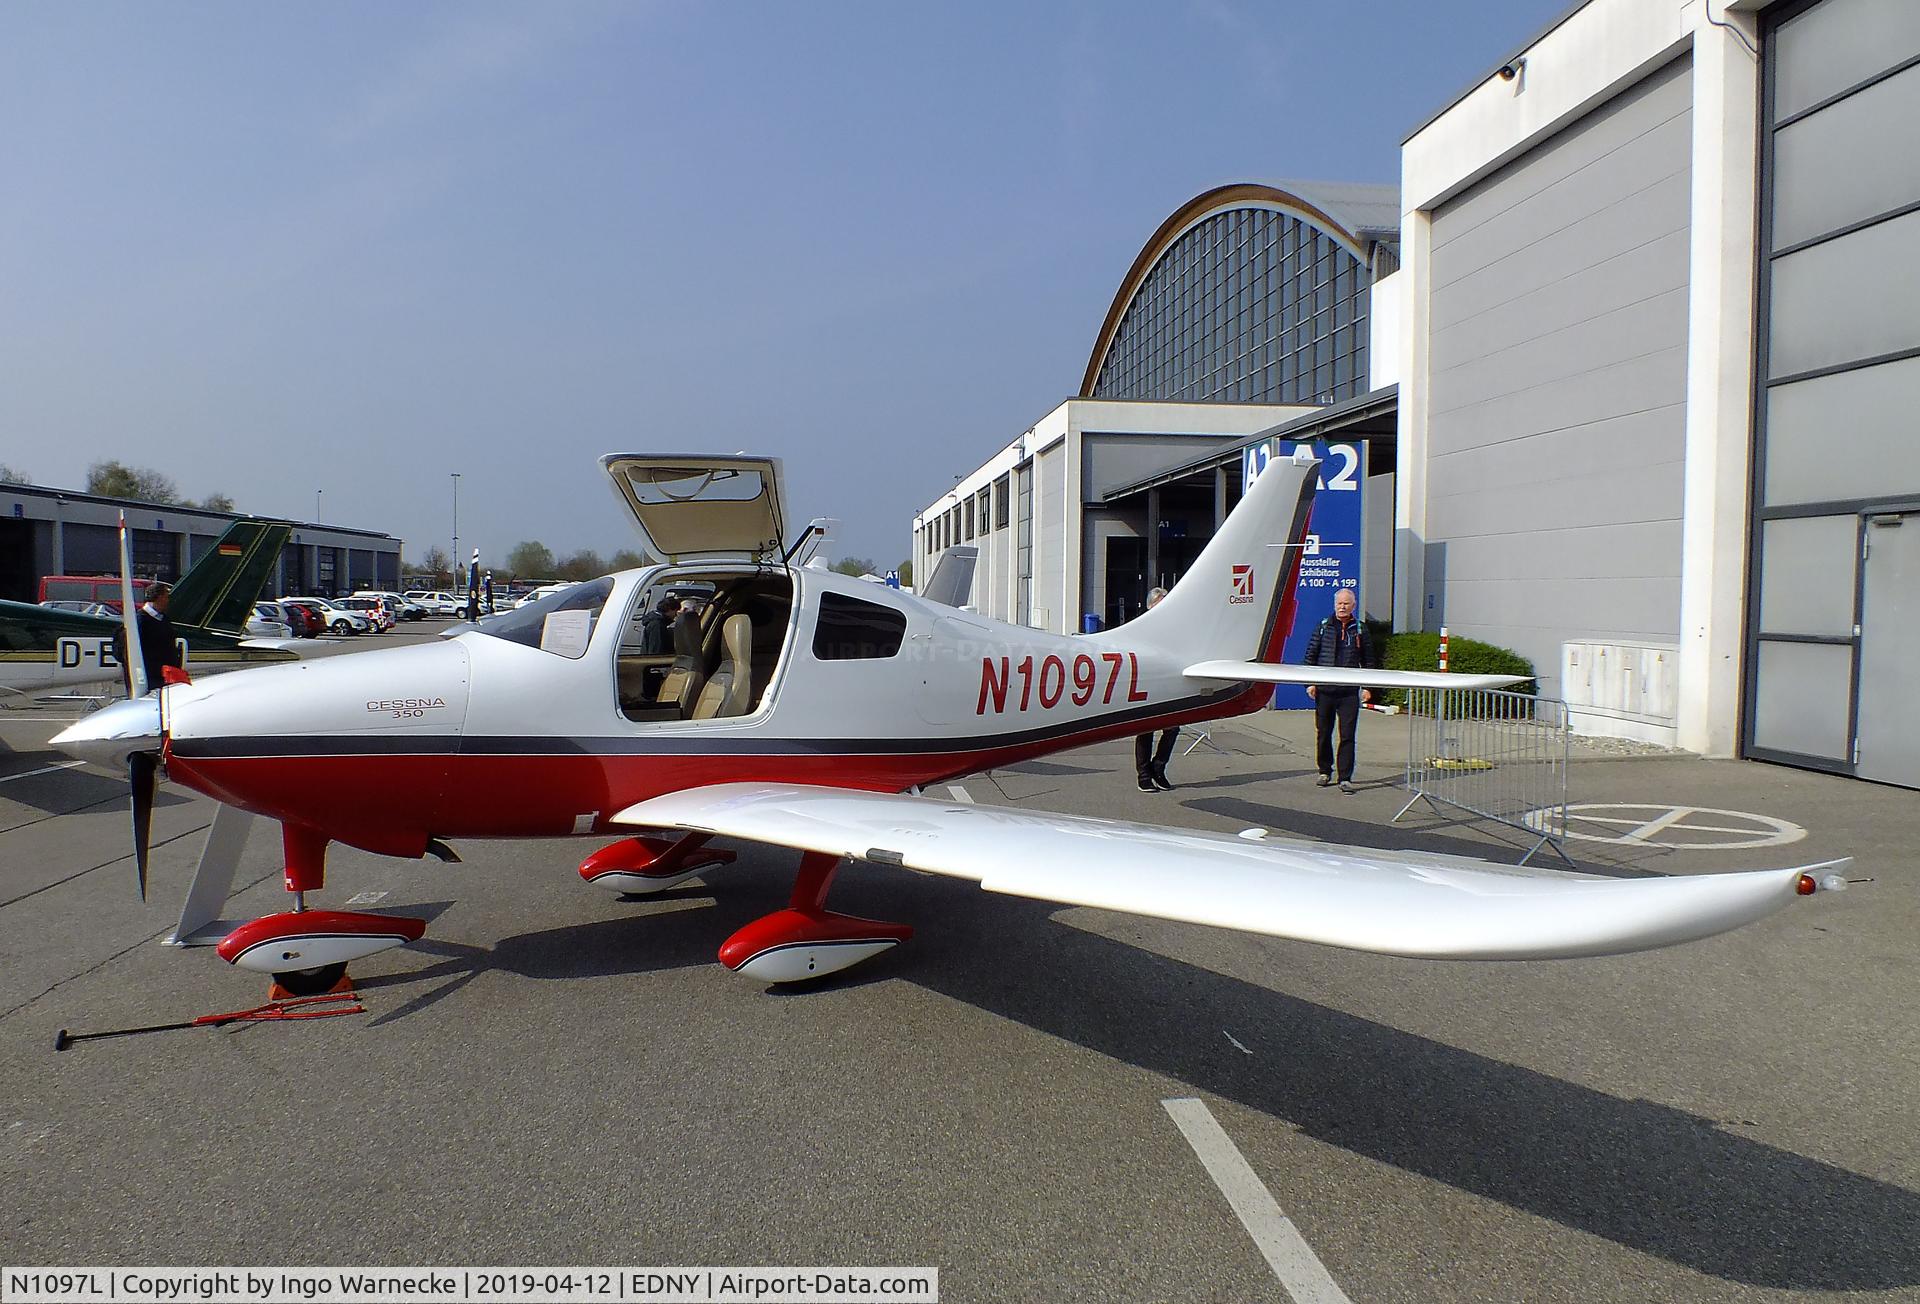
[1103, 451, 1317, 664]
[168, 521, 293, 632]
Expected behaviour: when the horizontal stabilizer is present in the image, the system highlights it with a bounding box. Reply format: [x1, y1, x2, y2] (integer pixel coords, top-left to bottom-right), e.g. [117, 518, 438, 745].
[1185, 660, 1527, 691]
[612, 783, 1840, 961]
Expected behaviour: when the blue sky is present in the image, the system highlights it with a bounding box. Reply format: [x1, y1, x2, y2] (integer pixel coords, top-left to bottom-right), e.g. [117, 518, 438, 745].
[0, 1, 1565, 571]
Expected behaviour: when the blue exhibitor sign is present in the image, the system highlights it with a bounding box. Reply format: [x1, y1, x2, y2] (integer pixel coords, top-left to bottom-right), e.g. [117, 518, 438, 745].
[1242, 439, 1365, 709]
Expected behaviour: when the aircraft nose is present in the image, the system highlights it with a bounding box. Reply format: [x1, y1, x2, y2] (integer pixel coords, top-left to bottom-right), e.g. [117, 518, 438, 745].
[50, 695, 164, 768]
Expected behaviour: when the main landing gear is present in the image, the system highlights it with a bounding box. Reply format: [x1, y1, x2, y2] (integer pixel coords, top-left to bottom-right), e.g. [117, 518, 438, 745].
[212, 824, 424, 997]
[718, 851, 912, 983]
[582, 838, 913, 983]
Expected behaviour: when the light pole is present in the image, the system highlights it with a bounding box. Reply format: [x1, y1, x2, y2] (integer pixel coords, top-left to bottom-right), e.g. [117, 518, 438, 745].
[450, 473, 461, 593]
[316, 488, 323, 521]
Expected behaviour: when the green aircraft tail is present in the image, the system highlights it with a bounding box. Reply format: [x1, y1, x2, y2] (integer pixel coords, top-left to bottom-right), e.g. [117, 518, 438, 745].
[167, 520, 292, 633]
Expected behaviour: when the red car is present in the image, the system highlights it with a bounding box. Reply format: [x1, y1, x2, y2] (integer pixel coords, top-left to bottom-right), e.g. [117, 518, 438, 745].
[260, 600, 322, 638]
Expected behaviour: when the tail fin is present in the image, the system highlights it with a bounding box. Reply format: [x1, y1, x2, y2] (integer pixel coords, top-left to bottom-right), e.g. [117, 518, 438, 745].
[168, 520, 293, 632]
[1111, 450, 1317, 664]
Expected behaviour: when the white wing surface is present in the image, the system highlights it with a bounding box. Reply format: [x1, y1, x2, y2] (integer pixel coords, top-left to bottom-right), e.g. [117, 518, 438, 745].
[1185, 661, 1528, 691]
[612, 783, 1838, 960]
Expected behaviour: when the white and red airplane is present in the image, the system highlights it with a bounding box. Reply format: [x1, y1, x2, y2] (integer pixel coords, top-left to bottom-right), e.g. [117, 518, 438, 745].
[52, 452, 1846, 996]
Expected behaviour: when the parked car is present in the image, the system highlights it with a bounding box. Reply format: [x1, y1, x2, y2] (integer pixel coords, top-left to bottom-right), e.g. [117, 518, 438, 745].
[336, 596, 395, 632]
[514, 583, 571, 609]
[245, 605, 293, 638]
[279, 596, 371, 635]
[40, 600, 115, 618]
[258, 600, 322, 638]
[404, 590, 462, 615]
[353, 590, 428, 621]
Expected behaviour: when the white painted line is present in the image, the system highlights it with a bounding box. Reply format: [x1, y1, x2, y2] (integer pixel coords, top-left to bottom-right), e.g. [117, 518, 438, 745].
[946, 784, 974, 804]
[344, 891, 389, 906]
[1162, 1097, 1351, 1304]
[1224, 1031, 1252, 1056]
[1622, 805, 1696, 842]
[0, 761, 85, 785]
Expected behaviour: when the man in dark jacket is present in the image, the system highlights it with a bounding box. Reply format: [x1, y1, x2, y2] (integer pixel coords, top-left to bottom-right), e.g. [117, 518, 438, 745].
[638, 594, 682, 655]
[1303, 586, 1372, 792]
[112, 582, 183, 696]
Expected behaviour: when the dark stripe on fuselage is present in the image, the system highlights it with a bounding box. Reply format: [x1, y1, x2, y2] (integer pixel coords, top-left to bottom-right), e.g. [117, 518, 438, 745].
[166, 686, 1247, 760]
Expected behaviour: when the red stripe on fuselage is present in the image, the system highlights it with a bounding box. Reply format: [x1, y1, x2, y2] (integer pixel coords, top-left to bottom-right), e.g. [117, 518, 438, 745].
[164, 686, 1270, 856]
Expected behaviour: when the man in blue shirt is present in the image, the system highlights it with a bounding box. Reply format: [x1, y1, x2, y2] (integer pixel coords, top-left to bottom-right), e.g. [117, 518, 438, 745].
[1303, 587, 1372, 792]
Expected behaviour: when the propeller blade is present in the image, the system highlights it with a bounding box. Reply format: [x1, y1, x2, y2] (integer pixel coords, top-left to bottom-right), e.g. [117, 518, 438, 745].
[130, 751, 156, 900]
[116, 510, 148, 699]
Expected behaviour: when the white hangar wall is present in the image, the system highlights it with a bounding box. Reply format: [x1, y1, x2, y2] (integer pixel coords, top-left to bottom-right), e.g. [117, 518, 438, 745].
[1396, 0, 1764, 753]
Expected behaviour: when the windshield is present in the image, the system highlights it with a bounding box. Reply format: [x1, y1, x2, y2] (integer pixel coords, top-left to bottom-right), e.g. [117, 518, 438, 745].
[473, 577, 614, 658]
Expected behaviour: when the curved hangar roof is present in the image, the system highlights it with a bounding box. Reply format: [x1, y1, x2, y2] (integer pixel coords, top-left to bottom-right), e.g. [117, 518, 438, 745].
[1081, 180, 1401, 402]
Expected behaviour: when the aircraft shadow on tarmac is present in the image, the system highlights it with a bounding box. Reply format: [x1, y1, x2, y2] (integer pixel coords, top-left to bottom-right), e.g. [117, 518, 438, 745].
[351, 852, 1917, 1291]
[1, 771, 196, 826]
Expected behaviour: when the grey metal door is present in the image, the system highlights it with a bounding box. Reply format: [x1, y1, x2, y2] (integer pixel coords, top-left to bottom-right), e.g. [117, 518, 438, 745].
[1856, 513, 1920, 787]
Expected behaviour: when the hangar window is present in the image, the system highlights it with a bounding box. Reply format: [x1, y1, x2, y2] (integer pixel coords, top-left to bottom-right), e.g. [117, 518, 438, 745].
[812, 592, 906, 661]
[994, 474, 1011, 528]
[964, 498, 975, 540]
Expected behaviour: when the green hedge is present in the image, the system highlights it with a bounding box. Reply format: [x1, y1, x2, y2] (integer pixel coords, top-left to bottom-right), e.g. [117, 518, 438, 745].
[1373, 630, 1537, 708]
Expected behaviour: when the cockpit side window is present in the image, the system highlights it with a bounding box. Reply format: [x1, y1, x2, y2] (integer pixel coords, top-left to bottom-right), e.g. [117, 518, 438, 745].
[812, 592, 906, 660]
[473, 578, 613, 658]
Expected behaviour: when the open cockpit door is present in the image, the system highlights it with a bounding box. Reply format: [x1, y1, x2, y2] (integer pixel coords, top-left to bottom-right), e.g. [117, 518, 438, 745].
[602, 454, 788, 564]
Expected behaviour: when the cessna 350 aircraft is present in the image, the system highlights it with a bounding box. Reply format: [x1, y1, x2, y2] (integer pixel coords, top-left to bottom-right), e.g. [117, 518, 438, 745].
[0, 518, 297, 700]
[51, 452, 1847, 996]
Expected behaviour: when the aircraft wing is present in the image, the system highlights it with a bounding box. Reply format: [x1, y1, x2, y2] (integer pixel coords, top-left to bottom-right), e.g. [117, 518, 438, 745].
[1185, 661, 1527, 691]
[611, 783, 1840, 960]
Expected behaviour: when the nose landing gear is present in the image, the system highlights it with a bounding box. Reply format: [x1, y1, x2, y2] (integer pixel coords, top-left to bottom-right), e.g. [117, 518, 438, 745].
[212, 823, 426, 996]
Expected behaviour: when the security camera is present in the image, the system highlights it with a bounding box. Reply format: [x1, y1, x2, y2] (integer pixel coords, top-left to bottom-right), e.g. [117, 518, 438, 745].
[1497, 57, 1526, 82]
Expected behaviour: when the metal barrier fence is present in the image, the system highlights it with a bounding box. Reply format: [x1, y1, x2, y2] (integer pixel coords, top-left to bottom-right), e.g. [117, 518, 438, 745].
[1393, 686, 1573, 866]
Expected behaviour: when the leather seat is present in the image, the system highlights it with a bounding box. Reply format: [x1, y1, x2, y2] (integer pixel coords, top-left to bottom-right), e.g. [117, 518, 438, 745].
[655, 611, 707, 717]
[691, 614, 753, 720]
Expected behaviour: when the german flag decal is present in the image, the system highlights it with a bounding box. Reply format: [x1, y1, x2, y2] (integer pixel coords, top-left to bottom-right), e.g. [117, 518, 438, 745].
[217, 543, 244, 556]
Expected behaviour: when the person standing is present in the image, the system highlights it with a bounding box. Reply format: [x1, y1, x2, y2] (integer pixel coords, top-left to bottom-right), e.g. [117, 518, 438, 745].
[112, 582, 183, 696]
[1134, 587, 1178, 792]
[1304, 587, 1372, 792]
[639, 593, 682, 654]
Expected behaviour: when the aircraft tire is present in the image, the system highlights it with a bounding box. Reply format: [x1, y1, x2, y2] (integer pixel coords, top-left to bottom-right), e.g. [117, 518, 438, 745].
[272, 962, 347, 996]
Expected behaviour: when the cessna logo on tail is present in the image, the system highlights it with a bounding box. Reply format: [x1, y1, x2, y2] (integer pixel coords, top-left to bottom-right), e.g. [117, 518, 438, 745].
[1229, 564, 1255, 604]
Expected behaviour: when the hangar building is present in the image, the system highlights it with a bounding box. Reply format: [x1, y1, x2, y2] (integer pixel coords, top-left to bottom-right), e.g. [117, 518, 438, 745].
[0, 479, 404, 601]
[1394, 0, 1917, 783]
[916, 0, 1917, 791]
[912, 181, 1403, 632]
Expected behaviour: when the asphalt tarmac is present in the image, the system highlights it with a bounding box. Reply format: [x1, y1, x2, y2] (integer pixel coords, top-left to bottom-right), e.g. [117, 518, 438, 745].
[1, 637, 1915, 1303]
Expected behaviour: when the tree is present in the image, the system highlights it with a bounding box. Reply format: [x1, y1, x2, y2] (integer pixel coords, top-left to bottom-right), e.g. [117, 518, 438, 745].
[197, 492, 235, 513]
[608, 549, 648, 572]
[0, 463, 29, 485]
[421, 546, 452, 585]
[506, 540, 556, 580]
[87, 460, 180, 503]
[831, 556, 877, 578]
[555, 549, 606, 582]
[897, 559, 913, 587]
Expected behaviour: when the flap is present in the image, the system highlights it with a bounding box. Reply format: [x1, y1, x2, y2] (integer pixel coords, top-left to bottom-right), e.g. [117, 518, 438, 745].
[602, 454, 787, 563]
